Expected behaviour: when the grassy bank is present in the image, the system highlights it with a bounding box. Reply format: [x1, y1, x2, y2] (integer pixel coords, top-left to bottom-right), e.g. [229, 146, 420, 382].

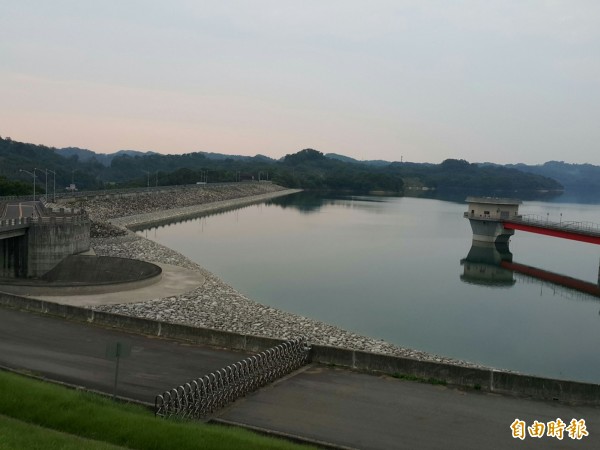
[0, 371, 311, 450]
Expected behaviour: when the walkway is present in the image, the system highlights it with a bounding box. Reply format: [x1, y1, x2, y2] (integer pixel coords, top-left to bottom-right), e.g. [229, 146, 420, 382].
[1, 307, 598, 449]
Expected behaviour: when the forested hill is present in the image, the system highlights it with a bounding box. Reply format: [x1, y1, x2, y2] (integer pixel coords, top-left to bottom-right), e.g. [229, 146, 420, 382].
[0, 136, 563, 196]
[503, 161, 600, 192]
[387, 159, 563, 192]
[0, 137, 106, 193]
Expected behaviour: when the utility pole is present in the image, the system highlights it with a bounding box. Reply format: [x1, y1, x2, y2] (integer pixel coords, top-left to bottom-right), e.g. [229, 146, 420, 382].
[19, 169, 36, 201]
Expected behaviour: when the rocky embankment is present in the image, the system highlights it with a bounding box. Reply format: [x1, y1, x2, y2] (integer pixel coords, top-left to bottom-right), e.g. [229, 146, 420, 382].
[64, 183, 480, 367]
[68, 183, 289, 237]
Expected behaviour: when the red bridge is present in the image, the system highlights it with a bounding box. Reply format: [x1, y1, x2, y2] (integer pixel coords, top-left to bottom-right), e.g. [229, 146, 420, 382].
[503, 215, 600, 245]
[465, 197, 600, 245]
[501, 260, 600, 298]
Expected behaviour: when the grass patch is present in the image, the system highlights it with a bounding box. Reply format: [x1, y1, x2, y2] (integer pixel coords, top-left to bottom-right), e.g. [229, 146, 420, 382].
[391, 373, 448, 386]
[0, 414, 128, 450]
[0, 371, 312, 450]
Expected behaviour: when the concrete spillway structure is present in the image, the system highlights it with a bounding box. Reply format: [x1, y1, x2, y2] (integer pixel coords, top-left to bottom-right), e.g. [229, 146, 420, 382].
[463, 197, 522, 244]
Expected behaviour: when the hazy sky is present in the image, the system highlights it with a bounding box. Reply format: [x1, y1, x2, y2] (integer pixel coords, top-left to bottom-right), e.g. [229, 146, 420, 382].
[1, 1, 599, 164]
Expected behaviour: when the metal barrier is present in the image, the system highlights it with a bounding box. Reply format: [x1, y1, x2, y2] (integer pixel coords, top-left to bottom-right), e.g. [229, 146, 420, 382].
[0, 181, 269, 203]
[154, 337, 310, 420]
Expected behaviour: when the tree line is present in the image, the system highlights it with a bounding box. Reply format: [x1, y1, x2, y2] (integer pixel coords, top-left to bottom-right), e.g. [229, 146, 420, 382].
[1, 137, 564, 197]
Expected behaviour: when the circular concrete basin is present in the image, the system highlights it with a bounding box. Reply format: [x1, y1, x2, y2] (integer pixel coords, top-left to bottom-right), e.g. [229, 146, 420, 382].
[0, 255, 162, 295]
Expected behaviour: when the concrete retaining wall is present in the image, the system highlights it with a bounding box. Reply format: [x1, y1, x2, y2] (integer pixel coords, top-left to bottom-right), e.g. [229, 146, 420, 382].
[1, 292, 599, 405]
[27, 218, 90, 277]
[310, 345, 600, 405]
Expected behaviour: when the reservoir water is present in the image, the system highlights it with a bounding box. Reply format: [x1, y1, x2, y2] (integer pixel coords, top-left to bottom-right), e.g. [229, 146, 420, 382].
[138, 192, 600, 383]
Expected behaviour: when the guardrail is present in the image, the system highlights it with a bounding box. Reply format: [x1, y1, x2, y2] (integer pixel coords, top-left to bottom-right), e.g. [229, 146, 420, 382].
[0, 181, 270, 203]
[154, 337, 310, 420]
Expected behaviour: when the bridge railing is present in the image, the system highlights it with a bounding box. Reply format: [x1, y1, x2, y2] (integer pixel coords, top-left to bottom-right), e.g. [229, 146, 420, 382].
[31, 215, 90, 225]
[0, 217, 33, 229]
[509, 214, 600, 236]
[154, 337, 310, 420]
[0, 214, 90, 230]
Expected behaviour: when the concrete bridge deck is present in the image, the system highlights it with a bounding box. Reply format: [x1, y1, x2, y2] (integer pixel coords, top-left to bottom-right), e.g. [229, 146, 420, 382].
[0, 201, 37, 239]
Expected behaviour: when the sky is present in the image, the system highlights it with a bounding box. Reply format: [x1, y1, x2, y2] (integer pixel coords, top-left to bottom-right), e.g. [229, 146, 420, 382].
[1, 1, 599, 165]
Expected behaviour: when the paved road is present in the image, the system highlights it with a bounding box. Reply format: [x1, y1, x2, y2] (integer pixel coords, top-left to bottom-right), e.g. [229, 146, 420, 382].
[1, 306, 599, 449]
[1, 201, 38, 219]
[218, 365, 600, 449]
[0, 307, 247, 403]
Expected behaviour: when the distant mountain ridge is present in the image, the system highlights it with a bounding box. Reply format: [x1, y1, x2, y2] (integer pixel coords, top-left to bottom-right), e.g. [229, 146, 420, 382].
[325, 153, 391, 167]
[480, 161, 600, 192]
[2, 135, 597, 196]
[56, 147, 276, 166]
[196, 151, 275, 163]
[56, 147, 158, 166]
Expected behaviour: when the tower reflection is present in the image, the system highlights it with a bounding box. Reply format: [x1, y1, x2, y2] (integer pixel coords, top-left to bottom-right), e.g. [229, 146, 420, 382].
[460, 241, 515, 286]
[460, 241, 600, 299]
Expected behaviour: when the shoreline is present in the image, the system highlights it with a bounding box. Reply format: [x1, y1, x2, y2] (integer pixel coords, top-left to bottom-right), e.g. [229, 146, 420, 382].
[71, 185, 485, 369]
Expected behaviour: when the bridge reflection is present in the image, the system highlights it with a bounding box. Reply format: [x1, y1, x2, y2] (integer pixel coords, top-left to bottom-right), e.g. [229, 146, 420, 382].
[460, 241, 600, 299]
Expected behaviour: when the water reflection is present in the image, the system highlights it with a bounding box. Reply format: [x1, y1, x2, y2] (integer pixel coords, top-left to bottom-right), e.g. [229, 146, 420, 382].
[406, 188, 563, 204]
[266, 191, 387, 214]
[129, 203, 256, 231]
[461, 241, 600, 300]
[460, 241, 515, 286]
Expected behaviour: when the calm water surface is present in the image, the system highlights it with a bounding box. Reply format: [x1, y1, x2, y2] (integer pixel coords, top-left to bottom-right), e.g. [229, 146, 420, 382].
[139, 193, 600, 383]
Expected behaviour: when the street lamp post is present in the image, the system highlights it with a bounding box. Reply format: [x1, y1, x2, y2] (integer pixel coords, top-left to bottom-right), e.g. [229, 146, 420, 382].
[42, 169, 48, 200]
[142, 170, 150, 190]
[19, 169, 36, 201]
[47, 170, 56, 202]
